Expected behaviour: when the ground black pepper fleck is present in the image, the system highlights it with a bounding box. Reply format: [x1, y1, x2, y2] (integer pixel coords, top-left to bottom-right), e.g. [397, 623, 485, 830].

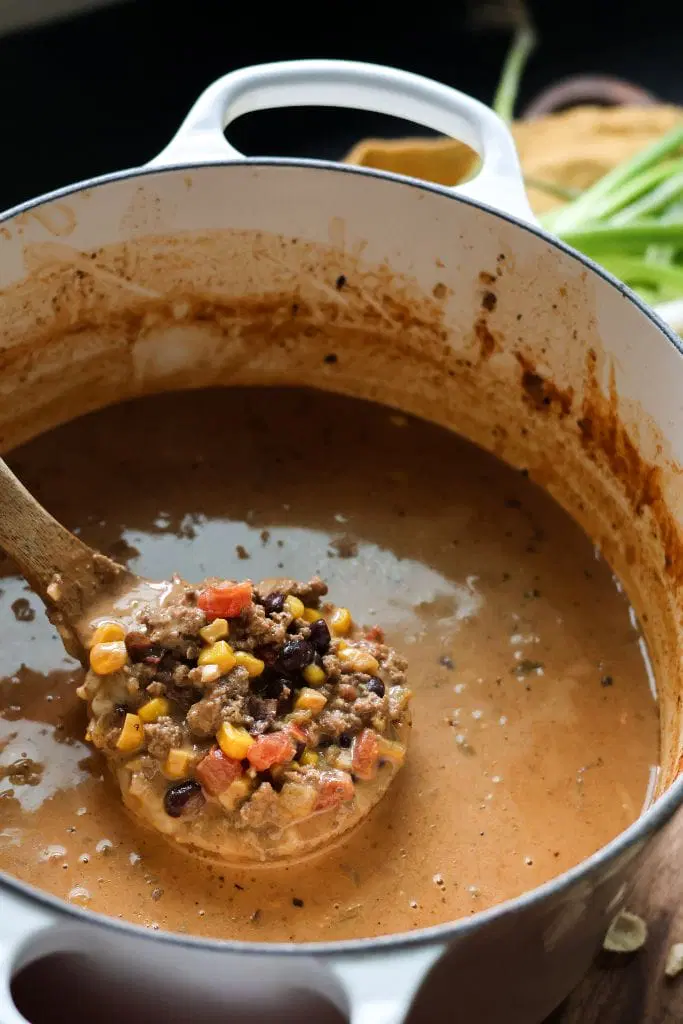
[514, 659, 544, 678]
[324, 353, 338, 364]
[11, 598, 35, 622]
[292, 897, 304, 908]
[438, 655, 455, 670]
[601, 675, 614, 687]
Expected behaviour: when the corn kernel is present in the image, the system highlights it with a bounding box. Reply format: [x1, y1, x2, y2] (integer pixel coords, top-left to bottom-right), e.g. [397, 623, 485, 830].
[234, 651, 265, 677]
[164, 747, 194, 780]
[200, 618, 229, 643]
[294, 687, 327, 713]
[138, 696, 171, 723]
[116, 713, 143, 753]
[90, 640, 128, 675]
[303, 663, 326, 687]
[219, 777, 253, 811]
[302, 607, 321, 624]
[299, 749, 319, 767]
[91, 621, 125, 647]
[198, 640, 236, 675]
[377, 737, 406, 767]
[217, 721, 255, 760]
[330, 607, 352, 637]
[338, 646, 380, 676]
[284, 595, 305, 619]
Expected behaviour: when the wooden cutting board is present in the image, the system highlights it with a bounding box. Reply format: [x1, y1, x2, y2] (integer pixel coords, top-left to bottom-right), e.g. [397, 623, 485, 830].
[546, 807, 683, 1023]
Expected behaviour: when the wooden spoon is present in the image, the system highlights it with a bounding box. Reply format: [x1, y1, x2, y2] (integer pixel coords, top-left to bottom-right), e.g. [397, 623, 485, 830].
[0, 457, 411, 867]
[0, 457, 132, 663]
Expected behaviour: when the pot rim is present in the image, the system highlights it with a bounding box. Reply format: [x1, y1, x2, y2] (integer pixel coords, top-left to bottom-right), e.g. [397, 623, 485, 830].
[1, 155, 682, 957]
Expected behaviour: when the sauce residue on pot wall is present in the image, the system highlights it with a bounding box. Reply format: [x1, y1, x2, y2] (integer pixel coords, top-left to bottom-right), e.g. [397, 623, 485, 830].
[0, 388, 658, 942]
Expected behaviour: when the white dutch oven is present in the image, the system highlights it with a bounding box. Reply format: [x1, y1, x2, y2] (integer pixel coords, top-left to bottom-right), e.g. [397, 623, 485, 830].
[1, 60, 683, 1024]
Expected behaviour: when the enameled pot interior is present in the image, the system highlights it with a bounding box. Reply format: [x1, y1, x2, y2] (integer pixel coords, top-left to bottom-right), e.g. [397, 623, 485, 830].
[1, 161, 682, 921]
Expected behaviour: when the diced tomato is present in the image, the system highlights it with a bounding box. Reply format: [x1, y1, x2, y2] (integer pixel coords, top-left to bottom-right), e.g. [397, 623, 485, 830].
[246, 731, 296, 772]
[285, 722, 308, 745]
[195, 747, 243, 795]
[352, 728, 380, 781]
[315, 770, 355, 811]
[365, 625, 385, 644]
[198, 581, 253, 620]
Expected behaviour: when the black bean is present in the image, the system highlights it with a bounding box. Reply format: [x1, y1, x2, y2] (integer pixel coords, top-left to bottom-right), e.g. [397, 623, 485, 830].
[159, 651, 181, 673]
[259, 770, 285, 793]
[308, 619, 331, 654]
[276, 688, 294, 716]
[277, 637, 314, 675]
[253, 669, 287, 699]
[338, 733, 352, 748]
[164, 780, 204, 818]
[263, 592, 285, 615]
[367, 679, 385, 697]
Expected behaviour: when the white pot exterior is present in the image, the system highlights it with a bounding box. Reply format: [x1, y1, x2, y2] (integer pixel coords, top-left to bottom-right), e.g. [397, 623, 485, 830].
[0, 61, 682, 1024]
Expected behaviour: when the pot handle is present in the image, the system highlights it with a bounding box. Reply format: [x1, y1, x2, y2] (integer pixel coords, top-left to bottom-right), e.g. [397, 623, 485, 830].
[149, 59, 535, 224]
[0, 887, 60, 1024]
[326, 943, 445, 1024]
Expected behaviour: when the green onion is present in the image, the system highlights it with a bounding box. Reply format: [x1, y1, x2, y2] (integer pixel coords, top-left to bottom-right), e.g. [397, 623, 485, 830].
[523, 177, 581, 202]
[492, 24, 537, 124]
[491, 30, 683, 328]
[548, 126, 683, 233]
[560, 222, 683, 253]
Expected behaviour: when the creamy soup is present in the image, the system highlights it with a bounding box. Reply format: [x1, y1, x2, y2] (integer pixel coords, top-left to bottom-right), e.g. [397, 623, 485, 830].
[0, 388, 658, 942]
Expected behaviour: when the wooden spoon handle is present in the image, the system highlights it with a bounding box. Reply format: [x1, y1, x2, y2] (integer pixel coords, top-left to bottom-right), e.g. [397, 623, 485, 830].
[0, 458, 130, 660]
[0, 457, 92, 598]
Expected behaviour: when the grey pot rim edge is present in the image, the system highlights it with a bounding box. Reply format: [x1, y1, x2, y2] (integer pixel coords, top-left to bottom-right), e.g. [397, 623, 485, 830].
[0, 154, 680, 960]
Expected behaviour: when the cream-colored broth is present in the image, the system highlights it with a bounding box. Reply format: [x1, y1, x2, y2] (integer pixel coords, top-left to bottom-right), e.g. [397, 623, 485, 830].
[0, 388, 658, 941]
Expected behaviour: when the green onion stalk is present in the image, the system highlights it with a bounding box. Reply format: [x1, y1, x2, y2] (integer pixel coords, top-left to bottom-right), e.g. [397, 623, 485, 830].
[491, 29, 683, 332]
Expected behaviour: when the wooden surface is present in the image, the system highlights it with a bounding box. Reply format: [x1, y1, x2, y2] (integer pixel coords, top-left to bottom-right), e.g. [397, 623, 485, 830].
[546, 807, 683, 1023]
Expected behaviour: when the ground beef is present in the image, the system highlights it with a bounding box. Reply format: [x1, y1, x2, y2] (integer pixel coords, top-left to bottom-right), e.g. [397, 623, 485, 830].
[138, 591, 207, 655]
[350, 692, 384, 721]
[255, 576, 328, 606]
[235, 603, 287, 650]
[314, 708, 362, 739]
[145, 717, 184, 760]
[247, 694, 279, 724]
[379, 647, 408, 686]
[239, 782, 281, 830]
[82, 576, 411, 829]
[322, 652, 342, 681]
[187, 670, 252, 736]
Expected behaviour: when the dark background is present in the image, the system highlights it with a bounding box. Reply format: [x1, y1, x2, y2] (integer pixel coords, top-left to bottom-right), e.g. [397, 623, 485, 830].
[2, 1, 683, 208]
